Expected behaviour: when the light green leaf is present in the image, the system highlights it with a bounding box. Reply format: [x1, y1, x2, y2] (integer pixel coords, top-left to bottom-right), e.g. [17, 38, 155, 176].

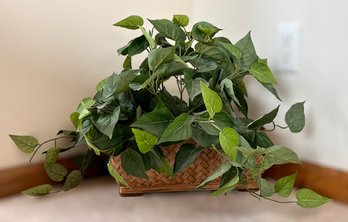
[174, 144, 203, 174]
[285, 102, 305, 133]
[102, 70, 139, 99]
[139, 26, 157, 49]
[77, 97, 95, 119]
[250, 62, 277, 84]
[132, 128, 158, 154]
[158, 113, 193, 144]
[148, 47, 175, 71]
[219, 42, 242, 60]
[296, 188, 331, 208]
[131, 100, 175, 137]
[200, 82, 222, 118]
[22, 184, 52, 196]
[149, 19, 186, 43]
[121, 149, 148, 179]
[197, 161, 232, 188]
[63, 170, 82, 191]
[123, 56, 132, 70]
[211, 175, 239, 195]
[96, 76, 110, 92]
[192, 21, 221, 42]
[45, 147, 60, 164]
[9, 135, 38, 153]
[262, 146, 300, 170]
[274, 173, 297, 197]
[259, 178, 275, 197]
[70, 112, 80, 129]
[113, 15, 144, 30]
[94, 106, 120, 139]
[107, 159, 130, 188]
[247, 106, 280, 129]
[172, 14, 189, 27]
[44, 163, 68, 182]
[219, 127, 239, 160]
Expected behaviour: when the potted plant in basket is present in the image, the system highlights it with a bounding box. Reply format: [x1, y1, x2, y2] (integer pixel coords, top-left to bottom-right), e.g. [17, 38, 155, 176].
[10, 15, 329, 208]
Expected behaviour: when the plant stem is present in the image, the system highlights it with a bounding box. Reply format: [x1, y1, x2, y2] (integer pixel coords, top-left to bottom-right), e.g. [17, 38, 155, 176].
[249, 191, 297, 204]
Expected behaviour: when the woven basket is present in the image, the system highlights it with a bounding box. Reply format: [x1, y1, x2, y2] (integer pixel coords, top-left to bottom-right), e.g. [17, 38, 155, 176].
[111, 142, 258, 196]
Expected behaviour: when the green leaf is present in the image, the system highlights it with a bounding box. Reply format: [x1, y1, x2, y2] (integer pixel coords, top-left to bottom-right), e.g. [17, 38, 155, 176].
[85, 138, 101, 156]
[221, 79, 241, 106]
[113, 15, 144, 30]
[22, 184, 52, 196]
[250, 62, 277, 84]
[94, 106, 120, 139]
[236, 31, 258, 70]
[70, 112, 80, 129]
[247, 106, 280, 129]
[200, 82, 222, 118]
[139, 26, 157, 49]
[197, 161, 232, 188]
[131, 100, 174, 137]
[259, 178, 275, 197]
[44, 163, 68, 182]
[63, 170, 82, 191]
[174, 144, 203, 174]
[77, 97, 95, 119]
[218, 42, 242, 60]
[9, 135, 38, 153]
[172, 14, 189, 27]
[262, 146, 300, 170]
[132, 128, 158, 154]
[149, 149, 173, 176]
[184, 69, 207, 101]
[149, 19, 186, 43]
[102, 70, 139, 99]
[191, 124, 218, 147]
[261, 82, 282, 101]
[158, 113, 193, 144]
[196, 61, 218, 73]
[107, 159, 130, 188]
[274, 173, 297, 197]
[123, 56, 132, 70]
[219, 127, 239, 160]
[285, 102, 305, 133]
[211, 175, 239, 195]
[254, 131, 274, 148]
[45, 148, 60, 164]
[96, 76, 109, 92]
[192, 21, 221, 42]
[296, 188, 331, 208]
[148, 47, 175, 71]
[127, 35, 150, 56]
[121, 149, 148, 179]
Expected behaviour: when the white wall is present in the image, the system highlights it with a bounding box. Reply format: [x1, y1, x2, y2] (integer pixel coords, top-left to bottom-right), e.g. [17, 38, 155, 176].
[0, 0, 192, 169]
[193, 0, 348, 171]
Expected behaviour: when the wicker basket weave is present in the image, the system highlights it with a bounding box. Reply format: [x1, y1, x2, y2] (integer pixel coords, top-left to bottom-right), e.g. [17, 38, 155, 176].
[111, 143, 258, 196]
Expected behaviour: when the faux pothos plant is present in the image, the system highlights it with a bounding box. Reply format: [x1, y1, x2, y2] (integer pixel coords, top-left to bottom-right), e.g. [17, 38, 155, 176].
[10, 15, 329, 208]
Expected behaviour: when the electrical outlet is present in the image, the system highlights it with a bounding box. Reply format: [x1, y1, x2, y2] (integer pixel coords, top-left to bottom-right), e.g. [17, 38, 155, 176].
[275, 23, 301, 73]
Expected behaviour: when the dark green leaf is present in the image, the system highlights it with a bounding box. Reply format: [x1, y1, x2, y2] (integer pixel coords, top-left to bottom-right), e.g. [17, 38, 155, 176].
[123, 56, 132, 70]
[250, 62, 277, 84]
[22, 184, 52, 196]
[274, 173, 296, 197]
[192, 21, 221, 42]
[261, 82, 282, 101]
[220, 166, 238, 187]
[221, 79, 241, 106]
[174, 144, 203, 174]
[148, 47, 175, 71]
[9, 135, 38, 153]
[197, 61, 218, 73]
[218, 41, 243, 60]
[236, 31, 258, 70]
[191, 124, 218, 147]
[285, 102, 305, 133]
[107, 159, 130, 188]
[114, 15, 143, 30]
[247, 106, 280, 129]
[259, 178, 275, 197]
[128, 35, 149, 56]
[200, 82, 222, 118]
[197, 161, 232, 188]
[184, 69, 207, 101]
[132, 128, 158, 154]
[158, 113, 193, 144]
[149, 19, 186, 43]
[94, 106, 120, 139]
[296, 189, 331, 208]
[102, 70, 139, 99]
[63, 170, 82, 191]
[211, 175, 239, 195]
[219, 127, 239, 160]
[172, 15, 189, 27]
[44, 163, 68, 182]
[131, 100, 175, 137]
[149, 149, 173, 176]
[254, 131, 274, 148]
[121, 149, 148, 179]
